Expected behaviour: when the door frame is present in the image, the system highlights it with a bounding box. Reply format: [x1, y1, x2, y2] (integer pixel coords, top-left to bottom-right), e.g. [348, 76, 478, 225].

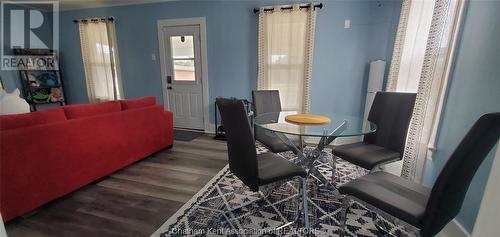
[157, 17, 210, 132]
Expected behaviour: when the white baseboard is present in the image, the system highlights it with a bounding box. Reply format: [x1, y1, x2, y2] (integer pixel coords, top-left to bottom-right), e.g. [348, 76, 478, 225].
[205, 123, 215, 135]
[438, 219, 470, 237]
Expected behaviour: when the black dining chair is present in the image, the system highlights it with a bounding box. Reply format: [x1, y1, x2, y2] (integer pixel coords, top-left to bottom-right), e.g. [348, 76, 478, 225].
[252, 90, 302, 153]
[215, 97, 310, 228]
[333, 92, 417, 171]
[338, 112, 500, 237]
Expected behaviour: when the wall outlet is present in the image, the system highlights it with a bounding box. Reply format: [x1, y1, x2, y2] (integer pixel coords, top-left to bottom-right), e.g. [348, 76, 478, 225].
[344, 19, 351, 29]
[151, 53, 156, 61]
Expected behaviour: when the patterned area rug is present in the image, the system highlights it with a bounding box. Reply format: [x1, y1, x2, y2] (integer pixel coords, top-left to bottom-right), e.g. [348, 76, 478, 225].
[152, 144, 413, 237]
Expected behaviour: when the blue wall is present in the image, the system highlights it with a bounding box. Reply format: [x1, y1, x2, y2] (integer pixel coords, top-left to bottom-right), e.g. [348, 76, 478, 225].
[2, 0, 499, 233]
[422, 0, 500, 233]
[50, 0, 400, 122]
[311, 0, 400, 116]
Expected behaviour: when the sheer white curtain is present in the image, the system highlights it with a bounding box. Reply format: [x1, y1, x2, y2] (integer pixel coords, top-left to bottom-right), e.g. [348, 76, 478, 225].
[257, 4, 316, 113]
[79, 19, 123, 103]
[386, 0, 465, 181]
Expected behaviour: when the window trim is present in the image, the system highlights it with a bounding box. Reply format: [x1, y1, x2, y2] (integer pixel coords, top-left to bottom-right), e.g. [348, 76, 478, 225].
[426, 0, 467, 160]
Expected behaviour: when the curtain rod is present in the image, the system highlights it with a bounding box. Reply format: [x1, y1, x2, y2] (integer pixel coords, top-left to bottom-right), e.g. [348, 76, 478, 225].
[73, 17, 115, 23]
[253, 3, 322, 14]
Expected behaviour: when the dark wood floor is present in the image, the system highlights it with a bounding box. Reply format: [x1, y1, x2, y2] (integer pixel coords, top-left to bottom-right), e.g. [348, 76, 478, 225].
[5, 135, 228, 237]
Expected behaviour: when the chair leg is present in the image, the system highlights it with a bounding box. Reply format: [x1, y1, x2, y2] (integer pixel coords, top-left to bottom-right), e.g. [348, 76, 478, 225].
[301, 177, 310, 230]
[223, 195, 265, 215]
[276, 181, 301, 230]
[224, 180, 285, 216]
[369, 165, 382, 173]
[299, 135, 304, 150]
[339, 196, 350, 237]
[371, 211, 397, 237]
[331, 157, 338, 186]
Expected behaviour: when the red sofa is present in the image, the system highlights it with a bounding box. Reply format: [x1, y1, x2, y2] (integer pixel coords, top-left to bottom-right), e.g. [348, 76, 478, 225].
[0, 96, 173, 221]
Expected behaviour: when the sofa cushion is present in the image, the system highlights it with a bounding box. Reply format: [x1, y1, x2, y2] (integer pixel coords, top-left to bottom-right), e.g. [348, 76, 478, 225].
[0, 108, 67, 131]
[120, 96, 156, 110]
[63, 101, 121, 119]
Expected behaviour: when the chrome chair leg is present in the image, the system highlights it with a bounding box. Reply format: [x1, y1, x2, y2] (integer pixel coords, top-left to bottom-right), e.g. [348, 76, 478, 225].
[223, 194, 265, 215]
[276, 179, 305, 230]
[369, 165, 383, 173]
[339, 196, 350, 237]
[223, 181, 282, 215]
[371, 210, 398, 237]
[331, 157, 338, 187]
[275, 177, 310, 231]
[301, 177, 310, 230]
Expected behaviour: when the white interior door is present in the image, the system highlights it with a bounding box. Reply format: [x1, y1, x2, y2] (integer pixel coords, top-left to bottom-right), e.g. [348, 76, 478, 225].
[161, 25, 204, 130]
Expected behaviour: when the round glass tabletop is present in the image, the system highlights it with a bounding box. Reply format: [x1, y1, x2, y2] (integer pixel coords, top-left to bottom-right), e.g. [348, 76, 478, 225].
[254, 111, 377, 137]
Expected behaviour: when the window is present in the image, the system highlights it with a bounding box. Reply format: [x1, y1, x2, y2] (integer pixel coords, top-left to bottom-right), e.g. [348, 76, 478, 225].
[78, 18, 123, 102]
[385, 0, 465, 180]
[257, 5, 317, 113]
[170, 35, 196, 81]
[395, 0, 436, 92]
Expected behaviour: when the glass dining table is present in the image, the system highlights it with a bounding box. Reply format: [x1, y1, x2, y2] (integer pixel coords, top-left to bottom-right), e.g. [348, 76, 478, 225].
[254, 111, 377, 187]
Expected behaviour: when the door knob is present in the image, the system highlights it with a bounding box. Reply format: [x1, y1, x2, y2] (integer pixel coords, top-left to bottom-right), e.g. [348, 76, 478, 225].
[167, 86, 173, 90]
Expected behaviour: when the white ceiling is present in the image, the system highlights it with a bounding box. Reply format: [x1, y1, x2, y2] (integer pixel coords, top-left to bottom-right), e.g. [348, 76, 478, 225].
[10, 0, 177, 11]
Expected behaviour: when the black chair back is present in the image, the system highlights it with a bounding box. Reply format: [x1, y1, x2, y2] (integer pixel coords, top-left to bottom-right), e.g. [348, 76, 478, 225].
[364, 92, 417, 156]
[215, 97, 259, 191]
[421, 112, 500, 237]
[252, 90, 281, 116]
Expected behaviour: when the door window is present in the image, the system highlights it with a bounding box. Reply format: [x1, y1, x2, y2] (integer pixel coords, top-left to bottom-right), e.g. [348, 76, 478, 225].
[170, 36, 195, 81]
